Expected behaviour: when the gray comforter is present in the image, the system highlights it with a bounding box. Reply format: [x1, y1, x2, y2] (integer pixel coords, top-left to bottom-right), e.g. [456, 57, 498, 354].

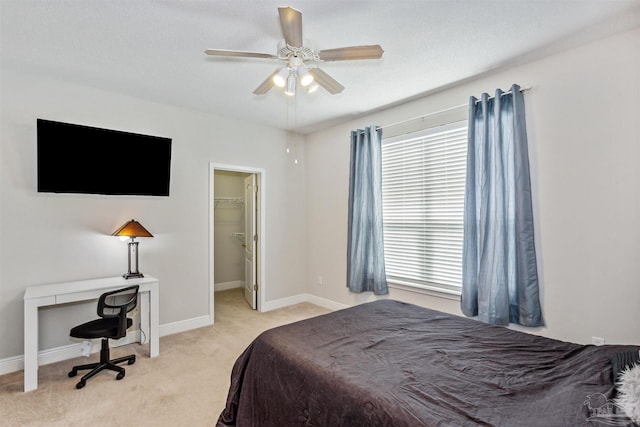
[217, 299, 638, 426]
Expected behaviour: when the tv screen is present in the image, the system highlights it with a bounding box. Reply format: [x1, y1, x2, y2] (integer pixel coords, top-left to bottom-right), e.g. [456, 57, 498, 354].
[37, 119, 172, 196]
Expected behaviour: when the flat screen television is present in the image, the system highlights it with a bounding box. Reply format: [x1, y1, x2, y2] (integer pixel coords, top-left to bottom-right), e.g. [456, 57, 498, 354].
[37, 119, 172, 196]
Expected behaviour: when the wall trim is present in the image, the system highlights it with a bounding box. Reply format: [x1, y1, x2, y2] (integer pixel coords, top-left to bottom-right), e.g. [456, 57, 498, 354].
[0, 296, 341, 376]
[0, 314, 211, 377]
[214, 280, 244, 292]
[159, 315, 211, 337]
[262, 293, 350, 312]
[0, 331, 141, 376]
[261, 294, 308, 312]
[305, 294, 350, 311]
[0, 355, 25, 377]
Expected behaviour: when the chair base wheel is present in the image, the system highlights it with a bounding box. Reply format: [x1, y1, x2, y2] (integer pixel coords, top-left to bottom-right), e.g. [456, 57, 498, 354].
[68, 343, 135, 389]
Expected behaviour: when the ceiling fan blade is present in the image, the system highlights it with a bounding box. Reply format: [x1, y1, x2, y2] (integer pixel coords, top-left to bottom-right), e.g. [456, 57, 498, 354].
[308, 68, 344, 94]
[318, 45, 384, 61]
[253, 70, 278, 95]
[278, 7, 303, 48]
[205, 49, 276, 59]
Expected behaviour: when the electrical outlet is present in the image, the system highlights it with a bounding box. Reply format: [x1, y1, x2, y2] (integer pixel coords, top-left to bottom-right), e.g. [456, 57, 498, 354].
[81, 340, 93, 357]
[316, 275, 323, 285]
[592, 336, 605, 346]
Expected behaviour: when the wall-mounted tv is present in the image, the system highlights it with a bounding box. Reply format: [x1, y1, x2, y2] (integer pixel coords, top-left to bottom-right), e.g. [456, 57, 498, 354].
[37, 119, 172, 196]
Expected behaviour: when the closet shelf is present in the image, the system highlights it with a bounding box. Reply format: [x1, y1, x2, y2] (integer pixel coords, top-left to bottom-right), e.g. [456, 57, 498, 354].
[232, 232, 246, 245]
[214, 197, 244, 208]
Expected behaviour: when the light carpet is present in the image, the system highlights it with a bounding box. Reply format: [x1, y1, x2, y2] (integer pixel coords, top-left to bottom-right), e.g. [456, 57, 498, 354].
[0, 288, 330, 426]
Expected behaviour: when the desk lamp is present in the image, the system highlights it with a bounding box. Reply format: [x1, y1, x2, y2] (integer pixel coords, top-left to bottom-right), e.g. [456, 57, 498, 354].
[112, 219, 153, 279]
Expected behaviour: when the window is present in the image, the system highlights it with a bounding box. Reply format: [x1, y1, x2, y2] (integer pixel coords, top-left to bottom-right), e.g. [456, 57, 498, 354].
[381, 120, 467, 296]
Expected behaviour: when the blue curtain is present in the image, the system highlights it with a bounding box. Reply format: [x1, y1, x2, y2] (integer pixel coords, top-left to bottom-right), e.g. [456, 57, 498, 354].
[347, 126, 388, 295]
[461, 84, 543, 326]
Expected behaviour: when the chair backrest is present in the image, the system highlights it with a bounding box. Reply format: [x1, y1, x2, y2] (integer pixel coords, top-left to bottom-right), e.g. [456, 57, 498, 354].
[97, 285, 139, 339]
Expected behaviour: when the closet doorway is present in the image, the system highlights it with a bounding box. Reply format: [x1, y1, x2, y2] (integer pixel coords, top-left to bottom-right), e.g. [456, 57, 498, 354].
[210, 163, 265, 319]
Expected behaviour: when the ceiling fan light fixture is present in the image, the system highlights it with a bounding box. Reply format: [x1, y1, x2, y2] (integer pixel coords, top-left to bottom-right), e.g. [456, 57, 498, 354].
[273, 67, 289, 87]
[306, 82, 320, 93]
[297, 65, 314, 86]
[285, 72, 297, 96]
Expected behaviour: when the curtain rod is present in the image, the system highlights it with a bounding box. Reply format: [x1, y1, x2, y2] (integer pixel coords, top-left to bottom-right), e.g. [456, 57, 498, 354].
[474, 85, 532, 102]
[381, 85, 531, 130]
[381, 103, 466, 130]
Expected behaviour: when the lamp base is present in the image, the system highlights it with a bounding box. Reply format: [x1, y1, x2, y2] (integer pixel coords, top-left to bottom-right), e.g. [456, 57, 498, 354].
[123, 272, 144, 279]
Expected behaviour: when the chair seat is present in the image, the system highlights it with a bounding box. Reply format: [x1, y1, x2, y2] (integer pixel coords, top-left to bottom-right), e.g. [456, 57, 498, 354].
[70, 317, 133, 340]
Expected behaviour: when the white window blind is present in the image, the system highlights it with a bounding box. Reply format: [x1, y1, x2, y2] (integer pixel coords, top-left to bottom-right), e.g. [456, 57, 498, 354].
[381, 120, 467, 295]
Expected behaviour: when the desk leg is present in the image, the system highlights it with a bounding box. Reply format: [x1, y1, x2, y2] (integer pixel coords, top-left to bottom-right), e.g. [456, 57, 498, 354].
[139, 291, 150, 351]
[23, 300, 39, 392]
[139, 287, 159, 358]
[149, 284, 159, 357]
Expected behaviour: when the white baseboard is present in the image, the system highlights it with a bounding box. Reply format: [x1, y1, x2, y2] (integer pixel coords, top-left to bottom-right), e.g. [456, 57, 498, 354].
[159, 315, 211, 337]
[261, 293, 350, 312]
[0, 331, 141, 376]
[0, 355, 25, 377]
[305, 294, 350, 311]
[214, 280, 244, 292]
[0, 295, 343, 377]
[0, 315, 212, 377]
[261, 294, 308, 311]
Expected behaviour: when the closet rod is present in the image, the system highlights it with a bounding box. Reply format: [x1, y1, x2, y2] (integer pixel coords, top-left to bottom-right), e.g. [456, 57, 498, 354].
[381, 85, 531, 131]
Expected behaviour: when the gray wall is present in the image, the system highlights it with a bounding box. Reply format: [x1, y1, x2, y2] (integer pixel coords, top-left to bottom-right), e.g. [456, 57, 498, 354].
[0, 68, 307, 362]
[304, 27, 640, 345]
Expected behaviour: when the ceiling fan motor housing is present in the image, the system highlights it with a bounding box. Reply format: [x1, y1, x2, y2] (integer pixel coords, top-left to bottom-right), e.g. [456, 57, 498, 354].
[277, 40, 316, 61]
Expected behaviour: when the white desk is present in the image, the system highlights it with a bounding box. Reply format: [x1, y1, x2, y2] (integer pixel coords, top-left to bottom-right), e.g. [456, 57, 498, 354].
[23, 275, 159, 392]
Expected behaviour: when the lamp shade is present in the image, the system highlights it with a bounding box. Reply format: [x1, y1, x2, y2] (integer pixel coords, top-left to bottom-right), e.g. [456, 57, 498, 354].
[112, 219, 153, 238]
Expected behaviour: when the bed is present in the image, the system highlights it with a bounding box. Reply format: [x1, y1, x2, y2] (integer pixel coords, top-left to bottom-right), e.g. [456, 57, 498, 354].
[217, 299, 639, 426]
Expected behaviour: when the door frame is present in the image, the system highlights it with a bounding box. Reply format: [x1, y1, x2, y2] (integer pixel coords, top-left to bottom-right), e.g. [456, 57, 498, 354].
[209, 162, 266, 324]
[243, 173, 257, 309]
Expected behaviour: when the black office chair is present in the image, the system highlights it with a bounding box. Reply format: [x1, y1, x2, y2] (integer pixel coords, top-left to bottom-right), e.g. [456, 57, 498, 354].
[68, 285, 139, 389]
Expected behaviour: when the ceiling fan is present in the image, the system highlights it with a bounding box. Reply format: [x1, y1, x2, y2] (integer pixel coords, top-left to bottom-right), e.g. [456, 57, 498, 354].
[204, 6, 384, 96]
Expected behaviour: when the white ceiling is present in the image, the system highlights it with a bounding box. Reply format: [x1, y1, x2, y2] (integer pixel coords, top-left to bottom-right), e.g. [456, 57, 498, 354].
[2, 0, 639, 133]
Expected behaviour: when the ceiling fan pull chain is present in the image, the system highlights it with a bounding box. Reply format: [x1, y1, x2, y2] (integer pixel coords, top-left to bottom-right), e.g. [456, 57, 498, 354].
[294, 93, 299, 165]
[286, 95, 291, 154]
